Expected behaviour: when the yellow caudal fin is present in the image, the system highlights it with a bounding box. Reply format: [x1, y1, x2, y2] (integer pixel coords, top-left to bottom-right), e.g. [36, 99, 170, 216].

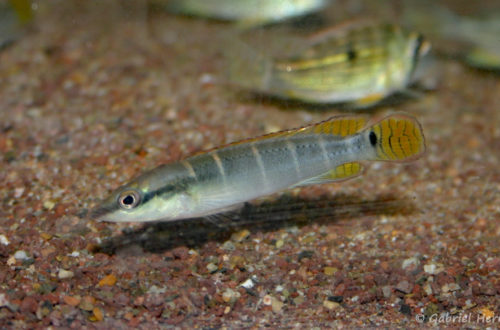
[369, 114, 425, 161]
[293, 162, 364, 187]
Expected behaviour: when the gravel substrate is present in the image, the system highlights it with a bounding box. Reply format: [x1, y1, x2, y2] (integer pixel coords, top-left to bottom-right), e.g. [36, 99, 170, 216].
[1, 1, 499, 328]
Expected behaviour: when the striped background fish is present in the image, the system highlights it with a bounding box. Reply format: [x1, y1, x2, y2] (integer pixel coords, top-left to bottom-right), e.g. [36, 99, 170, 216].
[230, 22, 430, 107]
[91, 114, 425, 222]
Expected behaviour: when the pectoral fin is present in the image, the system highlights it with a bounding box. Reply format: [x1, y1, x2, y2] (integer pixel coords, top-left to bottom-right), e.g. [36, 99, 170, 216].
[292, 162, 363, 187]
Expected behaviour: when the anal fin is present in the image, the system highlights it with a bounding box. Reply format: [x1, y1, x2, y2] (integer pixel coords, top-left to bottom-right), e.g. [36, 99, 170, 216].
[293, 162, 363, 187]
[351, 93, 385, 108]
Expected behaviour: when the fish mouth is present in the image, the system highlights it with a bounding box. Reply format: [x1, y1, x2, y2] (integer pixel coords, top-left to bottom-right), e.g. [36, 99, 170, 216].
[88, 203, 114, 222]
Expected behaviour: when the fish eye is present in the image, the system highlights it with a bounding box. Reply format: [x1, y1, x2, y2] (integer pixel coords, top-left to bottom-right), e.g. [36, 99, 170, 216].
[118, 190, 141, 210]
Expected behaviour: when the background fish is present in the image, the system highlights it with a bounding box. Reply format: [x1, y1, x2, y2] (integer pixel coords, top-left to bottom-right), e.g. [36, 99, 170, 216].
[92, 114, 425, 223]
[402, 1, 500, 70]
[229, 22, 430, 108]
[163, 0, 329, 27]
[0, 0, 32, 49]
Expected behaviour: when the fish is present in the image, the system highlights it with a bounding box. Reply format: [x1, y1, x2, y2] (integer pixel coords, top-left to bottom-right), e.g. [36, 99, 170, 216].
[164, 0, 329, 28]
[91, 113, 425, 223]
[229, 22, 430, 108]
[0, 0, 32, 50]
[402, 1, 500, 70]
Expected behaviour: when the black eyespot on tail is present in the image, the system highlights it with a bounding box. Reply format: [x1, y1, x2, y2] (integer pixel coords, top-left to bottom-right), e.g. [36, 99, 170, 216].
[369, 131, 377, 146]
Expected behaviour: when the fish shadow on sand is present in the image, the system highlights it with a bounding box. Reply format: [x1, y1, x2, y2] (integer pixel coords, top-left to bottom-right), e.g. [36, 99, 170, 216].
[94, 193, 417, 255]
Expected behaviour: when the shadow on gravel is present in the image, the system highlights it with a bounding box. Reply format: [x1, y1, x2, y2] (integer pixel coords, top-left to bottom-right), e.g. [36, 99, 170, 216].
[93, 193, 417, 255]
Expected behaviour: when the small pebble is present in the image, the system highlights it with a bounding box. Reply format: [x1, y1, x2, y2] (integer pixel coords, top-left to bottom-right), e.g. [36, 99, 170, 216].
[40, 233, 52, 240]
[58, 269, 74, 279]
[147, 285, 166, 295]
[0, 293, 9, 307]
[424, 263, 444, 274]
[263, 295, 272, 306]
[293, 296, 304, 305]
[400, 303, 411, 315]
[271, 297, 283, 313]
[231, 229, 250, 243]
[402, 257, 420, 270]
[323, 267, 337, 276]
[301, 235, 316, 244]
[14, 250, 28, 260]
[396, 280, 413, 294]
[464, 299, 476, 310]
[222, 241, 235, 251]
[63, 295, 81, 307]
[92, 307, 104, 321]
[79, 296, 95, 311]
[98, 274, 117, 287]
[6, 255, 16, 266]
[20, 296, 37, 314]
[240, 278, 254, 289]
[480, 307, 495, 319]
[222, 288, 240, 304]
[423, 283, 433, 295]
[0, 234, 9, 245]
[447, 283, 460, 291]
[206, 263, 218, 273]
[275, 239, 284, 248]
[199, 73, 215, 85]
[382, 286, 392, 298]
[14, 187, 24, 198]
[224, 306, 231, 314]
[43, 200, 56, 210]
[323, 300, 340, 310]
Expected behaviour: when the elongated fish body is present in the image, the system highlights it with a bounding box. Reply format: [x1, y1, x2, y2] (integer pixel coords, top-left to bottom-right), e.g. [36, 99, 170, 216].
[230, 23, 430, 107]
[166, 0, 328, 26]
[92, 114, 425, 223]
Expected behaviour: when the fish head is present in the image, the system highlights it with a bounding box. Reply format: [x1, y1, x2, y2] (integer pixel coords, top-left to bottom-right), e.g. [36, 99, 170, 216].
[90, 164, 195, 223]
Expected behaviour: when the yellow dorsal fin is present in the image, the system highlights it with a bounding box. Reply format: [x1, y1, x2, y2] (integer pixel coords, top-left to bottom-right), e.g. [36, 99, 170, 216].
[292, 162, 364, 187]
[196, 115, 367, 156]
[299, 115, 367, 136]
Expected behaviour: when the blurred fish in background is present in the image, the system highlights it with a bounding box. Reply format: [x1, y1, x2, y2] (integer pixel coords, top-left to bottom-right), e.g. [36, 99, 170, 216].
[0, 0, 32, 49]
[159, 0, 330, 28]
[228, 21, 431, 108]
[403, 1, 500, 70]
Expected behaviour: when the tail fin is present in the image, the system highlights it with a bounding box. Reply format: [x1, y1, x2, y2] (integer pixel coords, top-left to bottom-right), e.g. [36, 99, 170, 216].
[225, 38, 273, 92]
[369, 114, 425, 162]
